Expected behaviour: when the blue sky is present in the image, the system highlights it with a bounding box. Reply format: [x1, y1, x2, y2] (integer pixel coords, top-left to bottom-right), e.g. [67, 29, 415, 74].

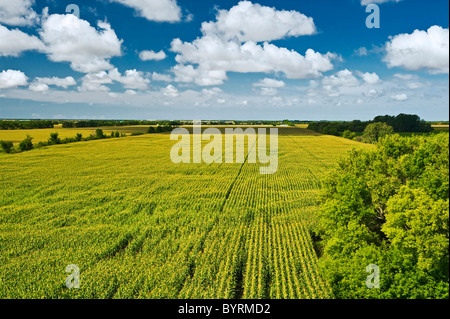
[0, 0, 448, 120]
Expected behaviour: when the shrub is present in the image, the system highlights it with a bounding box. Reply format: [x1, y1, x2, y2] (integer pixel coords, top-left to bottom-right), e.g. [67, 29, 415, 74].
[75, 133, 83, 141]
[95, 129, 105, 139]
[48, 132, 61, 145]
[131, 132, 144, 136]
[19, 135, 34, 151]
[342, 130, 356, 140]
[0, 140, 14, 153]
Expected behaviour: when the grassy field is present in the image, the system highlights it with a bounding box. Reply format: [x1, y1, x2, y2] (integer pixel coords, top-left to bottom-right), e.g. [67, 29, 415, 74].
[0, 126, 151, 144]
[0, 127, 373, 299]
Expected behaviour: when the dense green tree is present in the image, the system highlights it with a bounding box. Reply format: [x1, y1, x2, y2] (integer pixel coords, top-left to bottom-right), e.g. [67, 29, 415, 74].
[19, 135, 34, 151]
[317, 133, 449, 298]
[342, 130, 356, 140]
[95, 129, 105, 139]
[48, 132, 61, 145]
[361, 122, 394, 144]
[0, 140, 14, 153]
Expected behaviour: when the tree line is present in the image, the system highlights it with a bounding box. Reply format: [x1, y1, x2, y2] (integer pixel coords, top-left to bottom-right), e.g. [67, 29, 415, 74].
[307, 114, 433, 136]
[0, 125, 173, 154]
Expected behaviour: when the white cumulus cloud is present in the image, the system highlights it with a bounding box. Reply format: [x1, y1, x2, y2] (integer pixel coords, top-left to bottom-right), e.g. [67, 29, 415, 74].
[162, 84, 179, 97]
[109, 0, 182, 22]
[169, 1, 335, 86]
[0, 0, 38, 26]
[29, 76, 76, 92]
[201, 0, 316, 42]
[39, 14, 123, 74]
[385, 26, 449, 74]
[391, 93, 408, 101]
[322, 69, 360, 87]
[139, 50, 167, 61]
[253, 78, 286, 88]
[0, 69, 28, 89]
[0, 24, 45, 57]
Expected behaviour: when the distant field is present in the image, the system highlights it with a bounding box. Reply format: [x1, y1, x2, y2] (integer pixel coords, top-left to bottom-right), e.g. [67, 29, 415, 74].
[0, 126, 151, 144]
[0, 127, 373, 299]
[432, 125, 450, 131]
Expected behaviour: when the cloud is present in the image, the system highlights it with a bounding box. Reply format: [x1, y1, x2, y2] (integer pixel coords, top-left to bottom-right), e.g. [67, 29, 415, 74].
[393, 73, 417, 80]
[358, 72, 381, 85]
[201, 0, 316, 42]
[391, 93, 408, 101]
[0, 69, 28, 89]
[139, 50, 167, 61]
[151, 72, 173, 82]
[171, 36, 336, 86]
[0, 24, 45, 57]
[80, 68, 150, 91]
[0, 0, 38, 26]
[109, 0, 182, 22]
[354, 47, 368, 56]
[384, 26, 449, 74]
[29, 76, 76, 92]
[162, 84, 179, 97]
[79, 71, 113, 92]
[125, 89, 137, 95]
[361, 0, 401, 5]
[39, 14, 123, 73]
[109, 68, 150, 90]
[259, 87, 279, 96]
[202, 87, 222, 96]
[169, 1, 335, 86]
[322, 69, 360, 87]
[253, 78, 286, 88]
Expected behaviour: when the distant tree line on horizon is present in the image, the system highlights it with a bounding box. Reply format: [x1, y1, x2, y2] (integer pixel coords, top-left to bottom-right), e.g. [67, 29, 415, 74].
[307, 114, 434, 136]
[0, 116, 446, 131]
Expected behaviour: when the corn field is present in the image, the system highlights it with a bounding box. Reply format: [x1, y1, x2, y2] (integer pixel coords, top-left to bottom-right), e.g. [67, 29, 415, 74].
[0, 128, 372, 299]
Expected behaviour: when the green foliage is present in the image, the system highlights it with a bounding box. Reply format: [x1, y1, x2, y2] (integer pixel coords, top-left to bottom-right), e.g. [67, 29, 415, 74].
[361, 122, 394, 144]
[48, 132, 61, 145]
[0, 140, 14, 153]
[19, 135, 34, 151]
[342, 130, 356, 140]
[308, 114, 433, 136]
[317, 133, 449, 298]
[95, 129, 105, 139]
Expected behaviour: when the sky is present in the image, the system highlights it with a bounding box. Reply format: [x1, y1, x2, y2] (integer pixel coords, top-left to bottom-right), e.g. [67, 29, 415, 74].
[0, 0, 448, 121]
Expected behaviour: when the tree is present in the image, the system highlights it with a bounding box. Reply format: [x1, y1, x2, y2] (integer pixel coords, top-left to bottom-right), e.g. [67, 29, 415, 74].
[48, 132, 61, 145]
[342, 130, 356, 140]
[95, 129, 105, 139]
[317, 134, 449, 298]
[75, 133, 83, 141]
[19, 135, 34, 151]
[361, 122, 394, 144]
[0, 140, 13, 153]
